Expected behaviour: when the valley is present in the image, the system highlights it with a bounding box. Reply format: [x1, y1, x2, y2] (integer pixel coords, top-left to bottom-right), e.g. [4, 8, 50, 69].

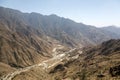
[0, 6, 120, 80]
[0, 45, 80, 80]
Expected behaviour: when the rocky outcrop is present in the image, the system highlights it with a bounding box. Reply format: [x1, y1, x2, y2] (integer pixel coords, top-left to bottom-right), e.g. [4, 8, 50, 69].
[109, 65, 120, 77]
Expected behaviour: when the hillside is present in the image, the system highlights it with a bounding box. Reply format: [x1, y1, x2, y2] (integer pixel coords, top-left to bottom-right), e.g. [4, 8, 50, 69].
[0, 13, 54, 68]
[101, 26, 120, 35]
[62, 39, 120, 80]
[46, 39, 120, 80]
[3, 39, 120, 80]
[1, 7, 119, 47]
[0, 6, 120, 80]
[0, 7, 67, 68]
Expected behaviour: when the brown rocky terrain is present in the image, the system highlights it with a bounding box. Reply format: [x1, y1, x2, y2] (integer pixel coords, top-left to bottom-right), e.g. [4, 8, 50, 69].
[1, 39, 119, 80]
[0, 18, 54, 68]
[0, 6, 120, 80]
[48, 39, 120, 80]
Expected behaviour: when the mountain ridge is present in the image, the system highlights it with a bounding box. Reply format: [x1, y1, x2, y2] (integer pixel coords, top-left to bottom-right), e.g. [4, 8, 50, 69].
[0, 6, 120, 80]
[101, 26, 120, 36]
[0, 6, 120, 68]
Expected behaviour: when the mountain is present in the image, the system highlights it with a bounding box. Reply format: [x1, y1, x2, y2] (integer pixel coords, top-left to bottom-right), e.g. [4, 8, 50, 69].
[5, 39, 120, 80]
[0, 6, 120, 79]
[101, 26, 120, 35]
[24, 13, 113, 46]
[0, 7, 56, 68]
[0, 6, 120, 68]
[84, 39, 120, 57]
[82, 39, 120, 79]
[47, 39, 120, 80]
[0, 7, 119, 48]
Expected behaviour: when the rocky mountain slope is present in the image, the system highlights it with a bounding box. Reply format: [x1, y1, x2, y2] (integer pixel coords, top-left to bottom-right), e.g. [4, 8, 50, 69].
[101, 26, 120, 39]
[101, 26, 120, 35]
[81, 39, 120, 79]
[1, 7, 120, 47]
[57, 39, 120, 80]
[0, 6, 120, 80]
[2, 39, 119, 80]
[0, 7, 58, 68]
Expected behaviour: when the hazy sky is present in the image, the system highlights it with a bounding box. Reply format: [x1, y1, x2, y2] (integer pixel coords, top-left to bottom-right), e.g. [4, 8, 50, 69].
[0, 0, 120, 27]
